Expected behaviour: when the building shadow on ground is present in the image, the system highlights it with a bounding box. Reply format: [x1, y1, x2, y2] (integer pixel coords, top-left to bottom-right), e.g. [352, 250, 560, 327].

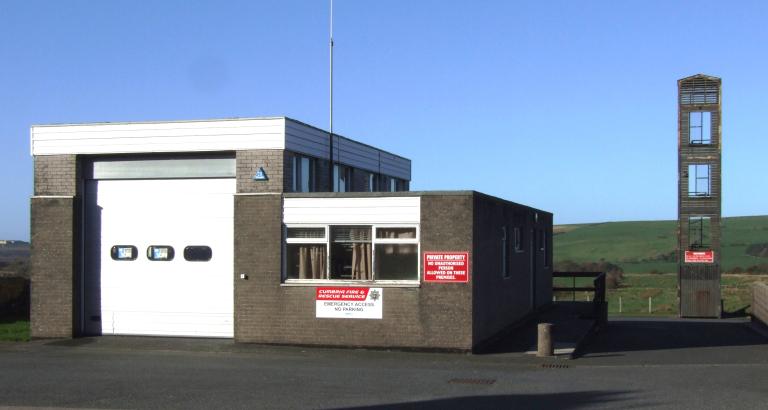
[576, 317, 767, 358]
[336, 390, 648, 410]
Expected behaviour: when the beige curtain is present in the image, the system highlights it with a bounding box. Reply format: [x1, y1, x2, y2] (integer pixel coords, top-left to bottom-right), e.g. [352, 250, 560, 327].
[351, 243, 372, 280]
[298, 245, 326, 279]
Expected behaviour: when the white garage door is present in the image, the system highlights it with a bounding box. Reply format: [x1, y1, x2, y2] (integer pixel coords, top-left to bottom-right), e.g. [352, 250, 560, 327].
[86, 178, 235, 338]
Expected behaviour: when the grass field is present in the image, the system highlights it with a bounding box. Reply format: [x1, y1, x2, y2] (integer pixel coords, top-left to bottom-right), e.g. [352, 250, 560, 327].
[554, 273, 765, 316]
[555, 215, 768, 273]
[0, 318, 29, 342]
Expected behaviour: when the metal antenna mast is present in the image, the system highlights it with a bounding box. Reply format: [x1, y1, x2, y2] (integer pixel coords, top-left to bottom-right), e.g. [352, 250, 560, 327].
[328, 0, 335, 191]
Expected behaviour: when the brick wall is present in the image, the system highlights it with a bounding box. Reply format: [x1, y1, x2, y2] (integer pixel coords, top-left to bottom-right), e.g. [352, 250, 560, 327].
[233, 192, 475, 351]
[419, 194, 474, 349]
[236, 150, 286, 193]
[471, 193, 553, 344]
[233, 194, 284, 341]
[30, 196, 76, 338]
[34, 155, 78, 196]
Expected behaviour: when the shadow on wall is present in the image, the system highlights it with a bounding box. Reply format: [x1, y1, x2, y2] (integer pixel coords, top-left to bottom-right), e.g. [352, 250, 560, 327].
[579, 318, 768, 356]
[338, 390, 648, 410]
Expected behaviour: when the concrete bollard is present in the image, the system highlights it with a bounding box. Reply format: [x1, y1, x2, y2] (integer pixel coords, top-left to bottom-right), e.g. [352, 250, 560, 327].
[537, 323, 554, 357]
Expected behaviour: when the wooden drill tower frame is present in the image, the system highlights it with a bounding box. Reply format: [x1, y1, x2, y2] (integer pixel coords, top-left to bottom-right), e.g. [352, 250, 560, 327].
[677, 74, 722, 318]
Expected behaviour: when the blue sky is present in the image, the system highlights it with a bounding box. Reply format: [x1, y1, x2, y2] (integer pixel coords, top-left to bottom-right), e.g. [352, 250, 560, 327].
[2, 1, 767, 240]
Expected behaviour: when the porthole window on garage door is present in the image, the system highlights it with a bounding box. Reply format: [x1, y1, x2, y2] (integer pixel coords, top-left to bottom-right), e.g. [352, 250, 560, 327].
[147, 245, 175, 261]
[111, 245, 138, 261]
[184, 246, 212, 262]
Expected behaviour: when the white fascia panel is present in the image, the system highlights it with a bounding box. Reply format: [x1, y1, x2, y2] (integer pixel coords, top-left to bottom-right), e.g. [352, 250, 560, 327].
[31, 118, 286, 156]
[283, 197, 420, 225]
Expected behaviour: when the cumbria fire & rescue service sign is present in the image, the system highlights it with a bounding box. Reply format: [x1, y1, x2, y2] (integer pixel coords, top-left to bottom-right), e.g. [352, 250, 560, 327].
[423, 252, 469, 282]
[316, 287, 383, 319]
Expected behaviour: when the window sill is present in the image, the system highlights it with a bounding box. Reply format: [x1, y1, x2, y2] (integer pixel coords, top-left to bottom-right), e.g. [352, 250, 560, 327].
[281, 280, 420, 288]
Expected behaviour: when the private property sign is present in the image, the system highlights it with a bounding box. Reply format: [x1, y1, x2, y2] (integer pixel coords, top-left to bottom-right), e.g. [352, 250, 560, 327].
[423, 252, 469, 282]
[684, 250, 715, 263]
[316, 287, 383, 319]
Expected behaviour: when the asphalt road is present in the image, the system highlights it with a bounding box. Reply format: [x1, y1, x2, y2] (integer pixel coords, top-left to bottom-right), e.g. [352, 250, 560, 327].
[0, 318, 766, 409]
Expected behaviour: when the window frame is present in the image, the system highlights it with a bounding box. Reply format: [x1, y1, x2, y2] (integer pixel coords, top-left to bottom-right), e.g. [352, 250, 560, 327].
[688, 216, 712, 250]
[146, 245, 175, 261]
[110, 245, 138, 261]
[292, 155, 316, 193]
[283, 223, 420, 286]
[333, 164, 354, 192]
[183, 245, 213, 262]
[513, 227, 524, 253]
[689, 111, 712, 145]
[368, 173, 379, 192]
[501, 226, 511, 279]
[687, 164, 712, 197]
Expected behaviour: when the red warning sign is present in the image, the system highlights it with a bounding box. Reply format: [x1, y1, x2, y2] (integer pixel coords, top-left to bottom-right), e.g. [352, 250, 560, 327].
[423, 252, 469, 283]
[684, 250, 714, 263]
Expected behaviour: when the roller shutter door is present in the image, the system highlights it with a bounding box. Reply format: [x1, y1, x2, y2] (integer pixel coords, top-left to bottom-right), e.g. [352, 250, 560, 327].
[85, 177, 235, 337]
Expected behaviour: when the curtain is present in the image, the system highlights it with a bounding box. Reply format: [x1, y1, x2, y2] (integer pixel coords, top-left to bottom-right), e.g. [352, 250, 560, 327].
[298, 245, 326, 279]
[351, 243, 372, 280]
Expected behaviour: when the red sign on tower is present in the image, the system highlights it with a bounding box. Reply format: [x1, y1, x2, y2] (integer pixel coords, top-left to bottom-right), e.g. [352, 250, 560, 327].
[684, 250, 714, 264]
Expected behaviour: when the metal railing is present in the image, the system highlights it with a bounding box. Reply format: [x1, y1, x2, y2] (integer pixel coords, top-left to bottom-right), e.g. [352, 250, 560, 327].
[553, 271, 607, 326]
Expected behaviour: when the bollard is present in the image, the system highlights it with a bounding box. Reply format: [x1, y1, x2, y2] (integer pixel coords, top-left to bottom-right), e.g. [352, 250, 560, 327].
[537, 323, 554, 357]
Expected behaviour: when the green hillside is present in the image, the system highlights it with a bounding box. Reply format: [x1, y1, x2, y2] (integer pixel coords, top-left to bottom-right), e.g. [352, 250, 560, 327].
[554, 215, 768, 273]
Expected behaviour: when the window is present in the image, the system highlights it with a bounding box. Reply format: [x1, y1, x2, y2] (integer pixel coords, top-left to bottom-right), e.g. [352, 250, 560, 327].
[333, 164, 354, 192]
[688, 216, 711, 250]
[330, 226, 372, 280]
[379, 176, 407, 192]
[374, 227, 418, 280]
[286, 227, 327, 279]
[688, 164, 711, 197]
[292, 155, 315, 192]
[184, 246, 212, 262]
[147, 245, 174, 261]
[368, 173, 379, 192]
[513, 227, 524, 252]
[111, 245, 138, 261]
[284, 225, 419, 282]
[501, 227, 510, 278]
[689, 112, 712, 144]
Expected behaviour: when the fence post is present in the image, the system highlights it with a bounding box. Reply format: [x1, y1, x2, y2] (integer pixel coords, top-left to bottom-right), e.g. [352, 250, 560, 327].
[619, 296, 622, 313]
[648, 297, 652, 314]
